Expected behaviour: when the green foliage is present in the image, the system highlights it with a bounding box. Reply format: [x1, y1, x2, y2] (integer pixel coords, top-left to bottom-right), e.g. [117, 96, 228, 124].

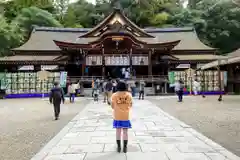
[0, 15, 22, 56]
[2, 0, 55, 21]
[13, 7, 62, 38]
[0, 0, 239, 56]
[151, 12, 170, 27]
[196, 0, 240, 53]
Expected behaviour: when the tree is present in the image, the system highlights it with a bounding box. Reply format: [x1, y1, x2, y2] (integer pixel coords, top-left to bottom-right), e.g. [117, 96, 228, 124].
[63, 0, 100, 28]
[13, 7, 62, 39]
[196, 0, 240, 53]
[188, 0, 202, 9]
[54, 0, 70, 23]
[2, 0, 55, 21]
[150, 12, 170, 27]
[0, 15, 22, 56]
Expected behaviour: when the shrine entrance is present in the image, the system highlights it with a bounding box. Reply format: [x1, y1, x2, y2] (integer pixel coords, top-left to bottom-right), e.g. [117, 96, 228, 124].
[105, 66, 128, 78]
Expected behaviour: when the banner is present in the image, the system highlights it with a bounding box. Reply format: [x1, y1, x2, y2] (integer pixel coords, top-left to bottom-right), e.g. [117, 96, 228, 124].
[60, 72, 67, 87]
[223, 71, 227, 87]
[168, 72, 175, 84]
[0, 73, 6, 89]
[105, 56, 129, 66]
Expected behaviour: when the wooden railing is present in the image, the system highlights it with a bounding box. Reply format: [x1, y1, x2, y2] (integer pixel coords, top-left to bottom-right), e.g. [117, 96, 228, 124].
[68, 75, 168, 82]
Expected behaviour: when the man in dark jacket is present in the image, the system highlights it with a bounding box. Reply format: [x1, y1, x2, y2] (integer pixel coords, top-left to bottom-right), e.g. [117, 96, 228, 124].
[49, 82, 65, 120]
[105, 79, 113, 105]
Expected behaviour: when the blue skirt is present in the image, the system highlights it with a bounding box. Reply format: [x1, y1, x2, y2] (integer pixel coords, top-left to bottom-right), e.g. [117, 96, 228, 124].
[113, 120, 132, 129]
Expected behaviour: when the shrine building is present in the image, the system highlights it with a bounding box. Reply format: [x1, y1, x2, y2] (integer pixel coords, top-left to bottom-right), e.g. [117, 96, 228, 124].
[0, 8, 226, 95]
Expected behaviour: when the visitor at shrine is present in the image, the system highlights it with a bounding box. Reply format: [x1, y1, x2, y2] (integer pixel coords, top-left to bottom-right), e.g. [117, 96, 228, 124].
[174, 80, 184, 102]
[124, 70, 130, 80]
[105, 78, 113, 105]
[111, 81, 132, 153]
[138, 80, 145, 100]
[68, 82, 76, 103]
[130, 81, 136, 97]
[121, 68, 126, 78]
[103, 80, 108, 103]
[49, 82, 65, 120]
[193, 80, 200, 95]
[91, 79, 95, 97]
[112, 80, 117, 93]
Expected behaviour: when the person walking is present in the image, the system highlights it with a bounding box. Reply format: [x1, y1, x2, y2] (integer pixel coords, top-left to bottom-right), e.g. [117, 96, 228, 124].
[103, 80, 108, 103]
[68, 82, 76, 103]
[91, 79, 95, 97]
[130, 81, 136, 97]
[49, 82, 65, 120]
[174, 80, 184, 102]
[111, 81, 132, 153]
[105, 78, 113, 105]
[112, 80, 117, 93]
[193, 79, 200, 95]
[138, 80, 145, 100]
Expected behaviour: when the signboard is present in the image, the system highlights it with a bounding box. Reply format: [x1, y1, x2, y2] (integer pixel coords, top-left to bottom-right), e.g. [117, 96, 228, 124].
[60, 71, 67, 87]
[105, 56, 129, 66]
[86, 56, 102, 66]
[176, 64, 190, 69]
[18, 65, 34, 71]
[132, 56, 148, 65]
[41, 65, 58, 71]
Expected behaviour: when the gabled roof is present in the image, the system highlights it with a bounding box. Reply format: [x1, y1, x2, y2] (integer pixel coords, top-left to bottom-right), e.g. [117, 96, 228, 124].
[80, 8, 153, 38]
[12, 27, 215, 52]
[228, 48, 240, 57]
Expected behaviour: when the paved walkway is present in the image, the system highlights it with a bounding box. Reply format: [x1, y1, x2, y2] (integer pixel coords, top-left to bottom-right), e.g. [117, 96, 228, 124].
[31, 100, 240, 160]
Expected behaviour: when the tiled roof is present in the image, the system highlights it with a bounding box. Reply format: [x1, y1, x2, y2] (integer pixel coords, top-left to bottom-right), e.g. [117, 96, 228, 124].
[228, 49, 240, 57]
[0, 55, 59, 61]
[13, 26, 214, 51]
[174, 54, 225, 60]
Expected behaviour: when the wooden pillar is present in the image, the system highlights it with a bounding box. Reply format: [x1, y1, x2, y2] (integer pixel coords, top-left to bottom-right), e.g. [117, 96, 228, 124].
[130, 48, 133, 73]
[102, 46, 105, 78]
[148, 49, 152, 76]
[81, 49, 86, 76]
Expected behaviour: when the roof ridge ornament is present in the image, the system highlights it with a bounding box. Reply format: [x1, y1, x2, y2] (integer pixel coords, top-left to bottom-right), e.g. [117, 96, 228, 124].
[79, 7, 154, 38]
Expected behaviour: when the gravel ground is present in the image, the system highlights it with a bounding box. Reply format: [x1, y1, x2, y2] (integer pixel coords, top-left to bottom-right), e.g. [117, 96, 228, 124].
[149, 95, 240, 157]
[0, 98, 89, 160]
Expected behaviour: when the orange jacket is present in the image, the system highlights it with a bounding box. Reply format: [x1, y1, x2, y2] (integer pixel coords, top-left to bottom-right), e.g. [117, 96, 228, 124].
[111, 91, 132, 120]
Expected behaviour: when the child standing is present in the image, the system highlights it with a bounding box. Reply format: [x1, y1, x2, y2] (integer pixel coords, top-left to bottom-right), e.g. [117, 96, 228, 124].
[111, 81, 133, 153]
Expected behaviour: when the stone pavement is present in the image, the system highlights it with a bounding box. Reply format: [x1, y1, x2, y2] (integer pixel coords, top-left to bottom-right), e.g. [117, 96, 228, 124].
[31, 100, 240, 160]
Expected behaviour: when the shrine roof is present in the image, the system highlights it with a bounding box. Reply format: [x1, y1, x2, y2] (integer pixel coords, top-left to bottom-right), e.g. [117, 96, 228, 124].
[228, 48, 240, 57]
[173, 54, 224, 61]
[0, 55, 63, 64]
[0, 55, 59, 61]
[12, 27, 215, 52]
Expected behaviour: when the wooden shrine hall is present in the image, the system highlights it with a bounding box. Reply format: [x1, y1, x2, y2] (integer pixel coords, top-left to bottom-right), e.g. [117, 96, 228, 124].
[0, 8, 222, 82]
